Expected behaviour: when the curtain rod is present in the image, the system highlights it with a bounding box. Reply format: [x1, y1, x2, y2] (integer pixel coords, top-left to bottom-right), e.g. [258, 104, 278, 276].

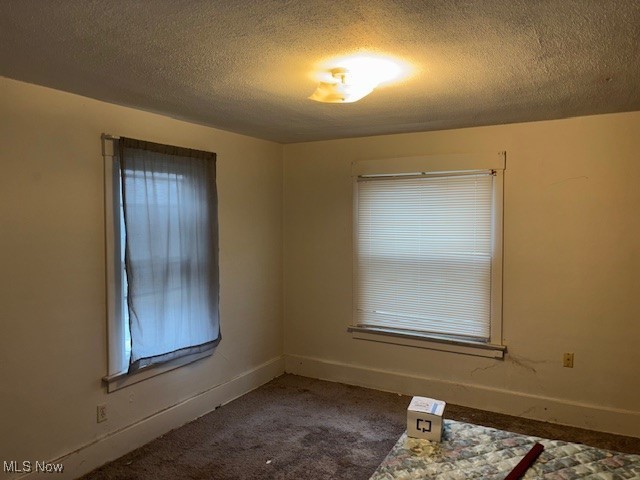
[101, 134, 120, 156]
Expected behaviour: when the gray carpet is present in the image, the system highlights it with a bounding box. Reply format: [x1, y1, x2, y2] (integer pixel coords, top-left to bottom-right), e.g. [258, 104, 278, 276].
[82, 374, 640, 480]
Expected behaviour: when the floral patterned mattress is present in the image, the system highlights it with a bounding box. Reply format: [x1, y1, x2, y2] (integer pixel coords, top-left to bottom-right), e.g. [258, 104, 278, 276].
[370, 420, 640, 479]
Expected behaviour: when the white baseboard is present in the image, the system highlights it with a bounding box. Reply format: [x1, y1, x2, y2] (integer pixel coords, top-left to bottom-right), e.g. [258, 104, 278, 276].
[18, 356, 285, 480]
[284, 354, 640, 438]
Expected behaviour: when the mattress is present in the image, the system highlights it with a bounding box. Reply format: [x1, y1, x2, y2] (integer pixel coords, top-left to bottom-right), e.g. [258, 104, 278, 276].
[370, 420, 640, 479]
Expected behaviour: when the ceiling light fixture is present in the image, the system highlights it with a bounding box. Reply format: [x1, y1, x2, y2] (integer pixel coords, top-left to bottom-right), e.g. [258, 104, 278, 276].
[308, 67, 374, 103]
[309, 54, 411, 104]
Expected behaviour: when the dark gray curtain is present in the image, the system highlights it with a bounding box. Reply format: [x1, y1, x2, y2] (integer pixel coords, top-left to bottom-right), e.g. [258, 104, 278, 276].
[119, 137, 220, 372]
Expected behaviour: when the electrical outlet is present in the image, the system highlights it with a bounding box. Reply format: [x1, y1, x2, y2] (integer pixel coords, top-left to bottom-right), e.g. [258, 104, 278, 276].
[563, 353, 574, 368]
[97, 404, 108, 423]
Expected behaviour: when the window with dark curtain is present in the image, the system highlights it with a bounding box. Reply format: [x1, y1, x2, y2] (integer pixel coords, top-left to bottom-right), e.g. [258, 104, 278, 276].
[118, 137, 220, 372]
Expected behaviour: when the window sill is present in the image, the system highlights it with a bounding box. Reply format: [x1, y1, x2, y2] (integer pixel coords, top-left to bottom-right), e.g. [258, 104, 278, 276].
[102, 350, 211, 393]
[348, 326, 506, 359]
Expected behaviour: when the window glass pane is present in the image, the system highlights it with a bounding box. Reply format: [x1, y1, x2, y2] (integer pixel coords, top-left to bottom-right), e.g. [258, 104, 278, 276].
[119, 192, 131, 368]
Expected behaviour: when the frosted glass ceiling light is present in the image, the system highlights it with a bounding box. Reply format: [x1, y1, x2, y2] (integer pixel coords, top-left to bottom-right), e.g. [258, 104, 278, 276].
[308, 68, 374, 103]
[309, 54, 411, 103]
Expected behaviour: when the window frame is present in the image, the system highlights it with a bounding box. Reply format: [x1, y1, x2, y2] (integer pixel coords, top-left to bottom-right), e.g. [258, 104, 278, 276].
[101, 134, 216, 392]
[350, 153, 506, 359]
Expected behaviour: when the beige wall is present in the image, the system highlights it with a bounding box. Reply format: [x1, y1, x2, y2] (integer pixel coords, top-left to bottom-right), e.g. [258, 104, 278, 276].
[283, 112, 640, 436]
[0, 77, 284, 474]
[1, 73, 639, 473]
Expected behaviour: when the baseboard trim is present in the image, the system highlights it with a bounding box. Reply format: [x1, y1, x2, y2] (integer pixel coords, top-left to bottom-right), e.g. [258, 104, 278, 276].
[284, 354, 640, 438]
[18, 356, 285, 480]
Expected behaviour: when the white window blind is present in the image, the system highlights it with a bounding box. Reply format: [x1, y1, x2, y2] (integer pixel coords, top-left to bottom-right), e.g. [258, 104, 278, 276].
[355, 172, 494, 341]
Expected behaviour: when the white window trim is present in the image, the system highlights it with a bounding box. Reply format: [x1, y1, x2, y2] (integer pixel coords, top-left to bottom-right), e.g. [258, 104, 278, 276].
[101, 134, 210, 392]
[103, 350, 211, 393]
[350, 152, 506, 359]
[103, 134, 125, 383]
[348, 326, 506, 358]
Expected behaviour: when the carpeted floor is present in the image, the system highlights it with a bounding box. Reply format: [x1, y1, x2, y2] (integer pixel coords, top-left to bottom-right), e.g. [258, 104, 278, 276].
[82, 374, 640, 480]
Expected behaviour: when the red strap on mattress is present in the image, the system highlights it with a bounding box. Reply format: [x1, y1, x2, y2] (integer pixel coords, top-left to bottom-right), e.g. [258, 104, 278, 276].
[504, 442, 544, 480]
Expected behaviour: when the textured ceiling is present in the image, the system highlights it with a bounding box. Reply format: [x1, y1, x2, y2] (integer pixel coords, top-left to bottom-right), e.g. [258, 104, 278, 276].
[1, 1, 639, 143]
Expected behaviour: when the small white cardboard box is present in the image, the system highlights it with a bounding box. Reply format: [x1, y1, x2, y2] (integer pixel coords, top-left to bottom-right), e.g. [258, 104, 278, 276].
[407, 396, 446, 441]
